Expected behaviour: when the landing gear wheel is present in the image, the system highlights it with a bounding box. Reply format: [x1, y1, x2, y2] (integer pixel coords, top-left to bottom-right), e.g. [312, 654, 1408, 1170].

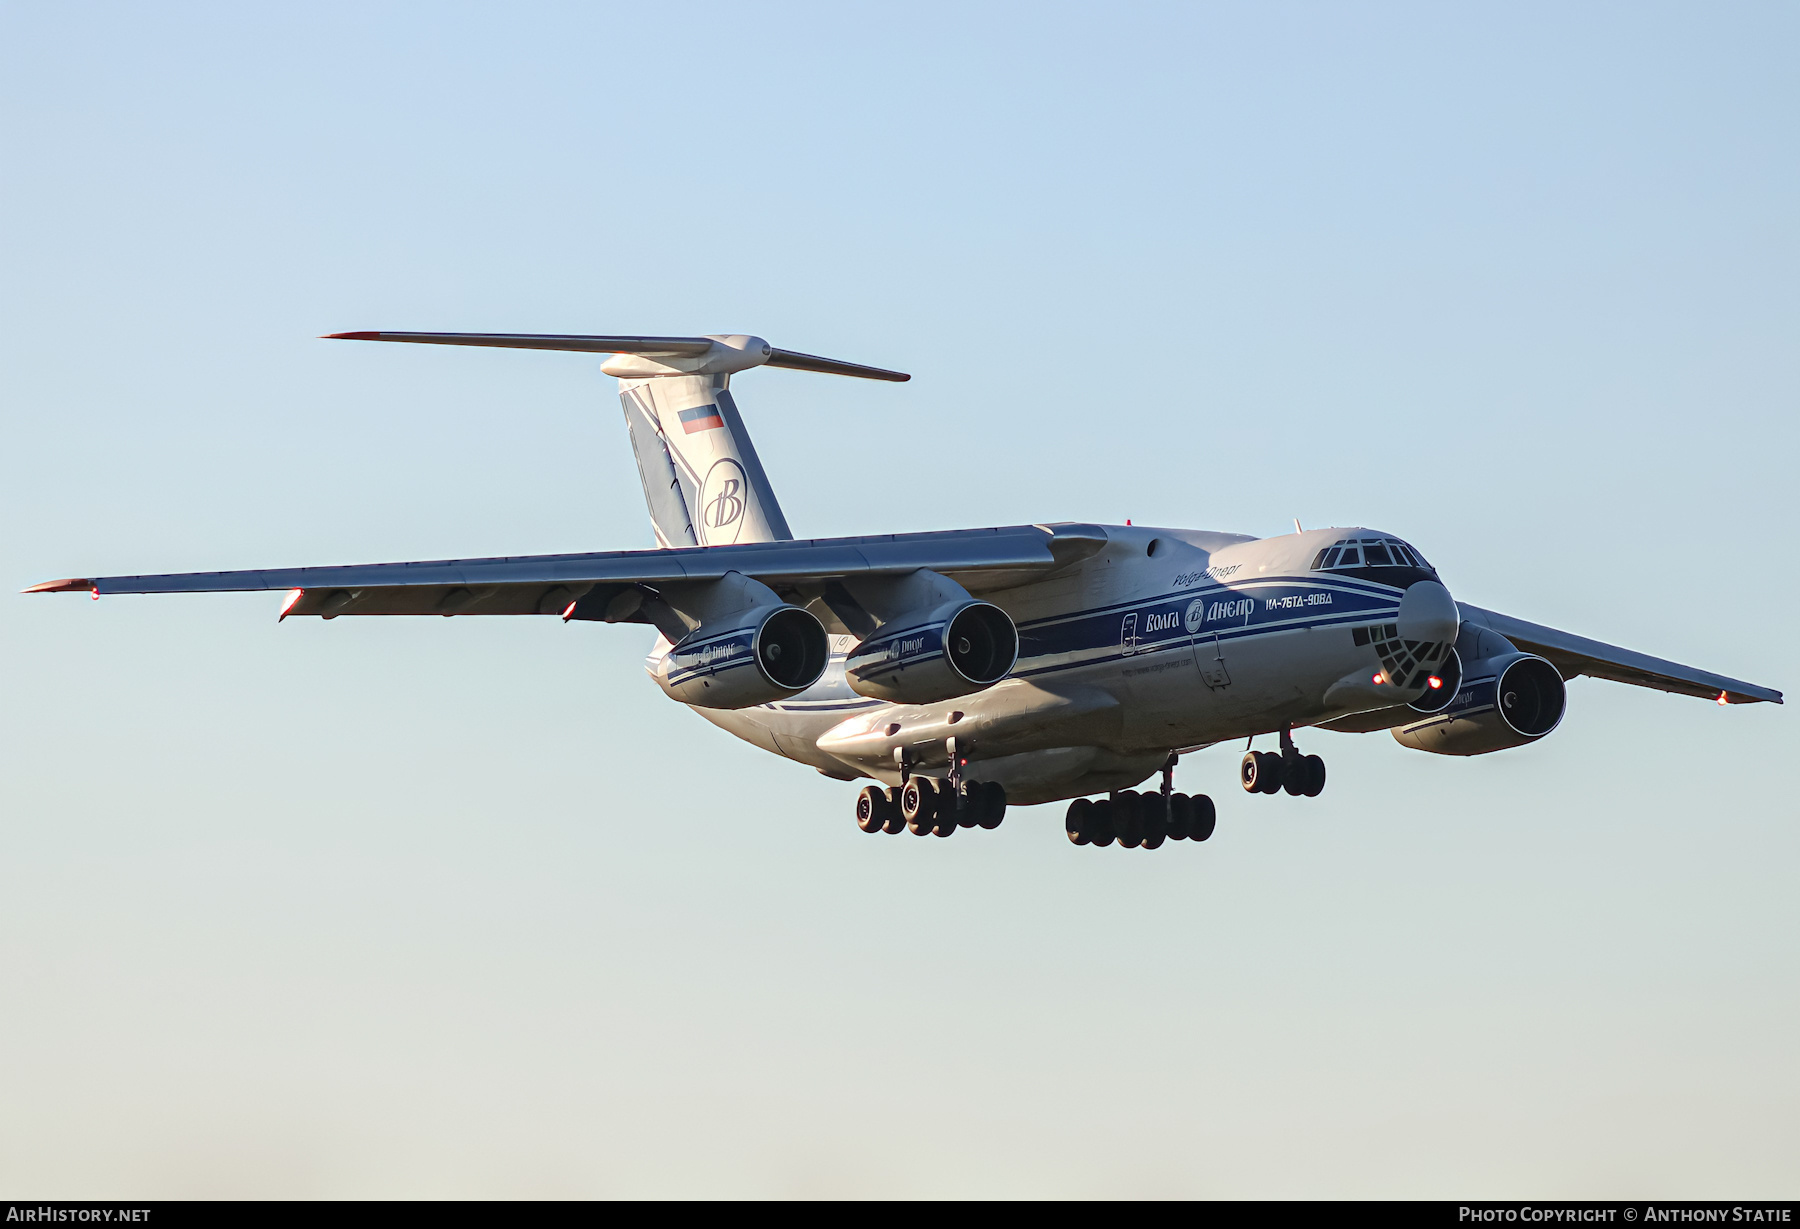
[1065, 798, 1093, 845]
[978, 782, 1007, 829]
[1141, 792, 1169, 846]
[1302, 755, 1326, 797]
[954, 784, 980, 828]
[1241, 750, 1284, 794]
[1282, 758, 1308, 797]
[1113, 792, 1143, 848]
[1189, 793, 1217, 841]
[880, 787, 906, 834]
[1089, 799, 1116, 848]
[932, 810, 959, 837]
[902, 777, 940, 835]
[1166, 793, 1192, 841]
[855, 785, 889, 833]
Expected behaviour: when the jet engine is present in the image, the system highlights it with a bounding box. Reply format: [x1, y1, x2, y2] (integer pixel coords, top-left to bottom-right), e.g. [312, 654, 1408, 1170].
[844, 599, 1019, 704]
[655, 603, 830, 709]
[627, 571, 830, 709]
[1392, 652, 1566, 756]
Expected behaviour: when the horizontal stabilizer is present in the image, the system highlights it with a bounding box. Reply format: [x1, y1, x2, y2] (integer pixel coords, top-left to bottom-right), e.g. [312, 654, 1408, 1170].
[323, 332, 910, 382]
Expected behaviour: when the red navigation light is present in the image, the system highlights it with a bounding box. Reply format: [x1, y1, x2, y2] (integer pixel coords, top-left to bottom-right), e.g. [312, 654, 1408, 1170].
[1372, 672, 1385, 685]
[561, 601, 578, 621]
[1427, 675, 1443, 690]
[1716, 691, 1729, 706]
[278, 588, 304, 620]
[91, 590, 99, 601]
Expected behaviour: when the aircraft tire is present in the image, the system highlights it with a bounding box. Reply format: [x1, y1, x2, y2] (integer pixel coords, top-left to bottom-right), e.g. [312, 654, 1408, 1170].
[932, 812, 959, 837]
[1065, 798, 1093, 845]
[880, 787, 906, 834]
[1114, 792, 1143, 848]
[902, 777, 939, 835]
[1302, 755, 1326, 797]
[1282, 758, 1308, 797]
[1166, 793, 1193, 840]
[1141, 793, 1169, 844]
[1089, 799, 1116, 847]
[1190, 794, 1217, 841]
[1242, 751, 1284, 794]
[954, 784, 980, 828]
[979, 782, 1007, 829]
[855, 785, 887, 833]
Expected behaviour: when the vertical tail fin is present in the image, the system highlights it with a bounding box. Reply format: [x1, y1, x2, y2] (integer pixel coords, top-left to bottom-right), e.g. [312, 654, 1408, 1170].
[620, 374, 793, 548]
[320, 330, 908, 548]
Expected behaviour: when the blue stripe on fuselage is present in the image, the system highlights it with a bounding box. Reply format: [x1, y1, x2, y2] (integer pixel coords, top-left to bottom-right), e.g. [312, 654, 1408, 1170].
[1009, 574, 1402, 680]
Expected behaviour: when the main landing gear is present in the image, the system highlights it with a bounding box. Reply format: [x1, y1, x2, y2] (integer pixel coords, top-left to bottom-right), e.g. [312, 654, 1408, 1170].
[1240, 728, 1326, 797]
[1064, 754, 1217, 851]
[855, 779, 1007, 838]
[855, 735, 1008, 839]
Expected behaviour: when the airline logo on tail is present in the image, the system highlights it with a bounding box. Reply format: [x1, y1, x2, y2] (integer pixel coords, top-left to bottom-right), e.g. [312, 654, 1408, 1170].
[700, 459, 748, 543]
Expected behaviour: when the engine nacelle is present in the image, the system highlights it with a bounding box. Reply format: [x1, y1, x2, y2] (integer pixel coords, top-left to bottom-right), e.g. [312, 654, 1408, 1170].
[1392, 652, 1567, 756]
[654, 604, 829, 710]
[845, 600, 1019, 704]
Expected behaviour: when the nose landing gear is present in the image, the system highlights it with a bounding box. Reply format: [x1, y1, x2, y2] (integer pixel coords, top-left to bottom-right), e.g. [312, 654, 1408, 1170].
[1240, 729, 1325, 797]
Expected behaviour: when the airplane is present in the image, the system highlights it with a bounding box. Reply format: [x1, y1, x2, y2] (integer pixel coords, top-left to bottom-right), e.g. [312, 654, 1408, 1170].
[27, 331, 1783, 850]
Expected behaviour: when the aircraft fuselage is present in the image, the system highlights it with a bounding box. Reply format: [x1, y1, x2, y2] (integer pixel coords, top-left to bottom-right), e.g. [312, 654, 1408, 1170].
[684, 523, 1452, 804]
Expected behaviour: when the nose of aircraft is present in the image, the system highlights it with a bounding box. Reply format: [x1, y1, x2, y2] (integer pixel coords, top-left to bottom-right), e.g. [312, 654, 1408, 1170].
[1396, 579, 1459, 645]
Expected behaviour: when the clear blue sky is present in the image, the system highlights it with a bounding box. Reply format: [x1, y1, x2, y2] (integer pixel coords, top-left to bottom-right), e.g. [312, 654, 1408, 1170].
[2, 1, 1795, 1197]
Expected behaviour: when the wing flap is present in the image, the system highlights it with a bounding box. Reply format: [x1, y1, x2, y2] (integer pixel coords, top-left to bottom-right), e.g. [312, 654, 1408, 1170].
[1459, 603, 1782, 705]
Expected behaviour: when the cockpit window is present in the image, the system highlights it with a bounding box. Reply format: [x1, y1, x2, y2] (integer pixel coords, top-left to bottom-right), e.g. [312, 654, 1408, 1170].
[1310, 537, 1433, 573]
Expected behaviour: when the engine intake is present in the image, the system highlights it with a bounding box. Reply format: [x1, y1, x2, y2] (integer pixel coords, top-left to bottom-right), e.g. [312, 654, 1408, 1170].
[1392, 652, 1567, 756]
[655, 604, 829, 709]
[845, 600, 1019, 704]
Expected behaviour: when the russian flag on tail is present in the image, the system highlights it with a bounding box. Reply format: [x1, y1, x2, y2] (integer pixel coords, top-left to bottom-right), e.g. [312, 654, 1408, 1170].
[678, 404, 724, 434]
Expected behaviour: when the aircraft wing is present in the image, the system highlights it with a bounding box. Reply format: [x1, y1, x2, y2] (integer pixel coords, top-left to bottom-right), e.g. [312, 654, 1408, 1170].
[24, 523, 1109, 626]
[1459, 603, 1782, 706]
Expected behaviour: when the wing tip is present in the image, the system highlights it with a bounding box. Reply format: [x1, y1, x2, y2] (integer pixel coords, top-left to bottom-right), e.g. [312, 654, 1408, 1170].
[23, 578, 95, 594]
[322, 331, 381, 340]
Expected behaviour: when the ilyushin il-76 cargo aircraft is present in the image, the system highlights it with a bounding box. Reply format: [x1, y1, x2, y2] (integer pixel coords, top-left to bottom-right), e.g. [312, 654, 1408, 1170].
[30, 332, 1783, 850]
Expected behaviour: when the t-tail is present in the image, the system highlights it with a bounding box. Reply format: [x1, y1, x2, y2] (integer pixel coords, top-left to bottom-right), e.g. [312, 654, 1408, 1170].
[323, 330, 909, 548]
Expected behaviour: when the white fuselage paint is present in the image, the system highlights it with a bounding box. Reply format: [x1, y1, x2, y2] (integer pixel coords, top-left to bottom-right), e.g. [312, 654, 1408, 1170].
[651, 524, 1450, 806]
